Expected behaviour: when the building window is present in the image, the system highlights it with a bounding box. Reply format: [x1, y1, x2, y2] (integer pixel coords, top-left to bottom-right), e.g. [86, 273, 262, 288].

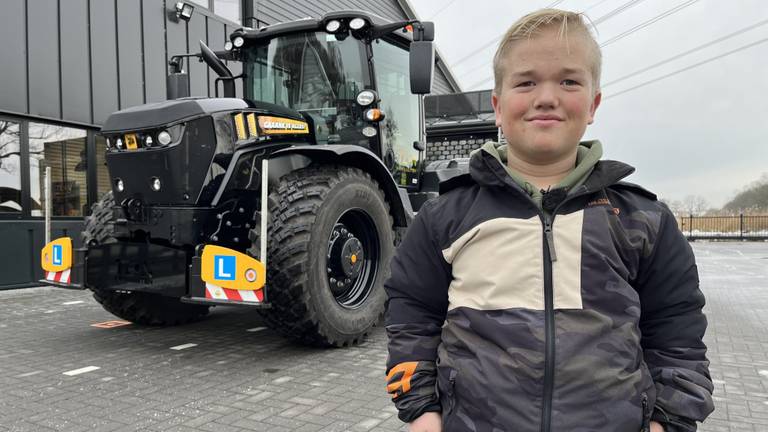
[214, 0, 240, 24]
[0, 120, 22, 213]
[28, 123, 88, 217]
[95, 136, 111, 200]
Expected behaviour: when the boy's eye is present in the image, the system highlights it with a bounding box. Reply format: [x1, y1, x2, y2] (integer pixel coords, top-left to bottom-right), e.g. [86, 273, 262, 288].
[562, 79, 579, 86]
[516, 81, 535, 88]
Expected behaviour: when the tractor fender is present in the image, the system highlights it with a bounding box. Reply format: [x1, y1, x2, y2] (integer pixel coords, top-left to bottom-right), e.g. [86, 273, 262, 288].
[270, 145, 413, 228]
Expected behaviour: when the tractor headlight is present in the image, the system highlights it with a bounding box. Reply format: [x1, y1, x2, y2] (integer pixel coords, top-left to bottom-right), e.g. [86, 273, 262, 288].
[325, 20, 341, 33]
[150, 177, 161, 192]
[115, 178, 125, 192]
[144, 135, 154, 147]
[233, 36, 244, 48]
[157, 130, 172, 146]
[116, 138, 124, 149]
[361, 126, 377, 137]
[356, 90, 377, 107]
[349, 18, 366, 30]
[224, 41, 233, 51]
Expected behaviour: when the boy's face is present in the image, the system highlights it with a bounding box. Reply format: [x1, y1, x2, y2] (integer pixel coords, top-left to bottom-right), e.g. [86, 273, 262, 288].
[492, 27, 601, 164]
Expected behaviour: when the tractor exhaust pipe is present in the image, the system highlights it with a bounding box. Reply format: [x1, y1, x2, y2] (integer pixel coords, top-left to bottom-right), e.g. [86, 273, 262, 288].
[199, 40, 235, 98]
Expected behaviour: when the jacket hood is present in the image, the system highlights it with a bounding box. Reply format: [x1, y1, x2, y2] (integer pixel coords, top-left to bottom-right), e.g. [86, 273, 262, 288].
[464, 140, 636, 196]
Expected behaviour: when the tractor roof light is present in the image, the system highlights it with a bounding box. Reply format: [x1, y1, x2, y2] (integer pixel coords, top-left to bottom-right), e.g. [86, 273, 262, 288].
[233, 36, 245, 48]
[174, 2, 194, 22]
[349, 18, 367, 30]
[356, 90, 377, 107]
[325, 20, 341, 33]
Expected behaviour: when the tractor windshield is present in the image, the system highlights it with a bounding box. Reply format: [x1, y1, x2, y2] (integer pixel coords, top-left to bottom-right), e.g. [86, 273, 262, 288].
[244, 32, 372, 145]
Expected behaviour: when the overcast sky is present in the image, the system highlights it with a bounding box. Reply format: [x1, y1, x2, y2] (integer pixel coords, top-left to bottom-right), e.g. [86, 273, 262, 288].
[409, 0, 768, 208]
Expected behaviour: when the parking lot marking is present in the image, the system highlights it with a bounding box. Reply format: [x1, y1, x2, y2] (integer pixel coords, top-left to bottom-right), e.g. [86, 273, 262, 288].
[63, 366, 100, 376]
[17, 370, 43, 378]
[91, 320, 132, 328]
[246, 327, 267, 332]
[62, 301, 84, 305]
[170, 343, 197, 350]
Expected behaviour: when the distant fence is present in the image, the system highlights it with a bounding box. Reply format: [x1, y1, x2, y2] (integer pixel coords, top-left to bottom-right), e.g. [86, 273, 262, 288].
[677, 214, 768, 240]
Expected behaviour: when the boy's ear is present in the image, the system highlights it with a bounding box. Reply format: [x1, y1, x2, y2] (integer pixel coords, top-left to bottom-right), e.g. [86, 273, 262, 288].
[588, 90, 602, 125]
[491, 91, 503, 127]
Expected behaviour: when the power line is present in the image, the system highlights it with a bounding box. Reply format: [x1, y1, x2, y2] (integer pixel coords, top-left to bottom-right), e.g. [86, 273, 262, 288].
[603, 18, 768, 88]
[456, 0, 648, 83]
[593, 0, 647, 25]
[583, 0, 614, 13]
[604, 37, 768, 100]
[427, 0, 458, 21]
[600, 0, 702, 47]
[451, 0, 569, 68]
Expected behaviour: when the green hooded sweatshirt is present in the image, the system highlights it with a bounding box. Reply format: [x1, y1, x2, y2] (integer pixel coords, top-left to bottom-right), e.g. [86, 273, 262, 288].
[477, 140, 603, 212]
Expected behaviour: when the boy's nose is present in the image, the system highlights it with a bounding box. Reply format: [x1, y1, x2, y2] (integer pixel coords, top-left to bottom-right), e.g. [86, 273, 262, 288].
[533, 85, 559, 110]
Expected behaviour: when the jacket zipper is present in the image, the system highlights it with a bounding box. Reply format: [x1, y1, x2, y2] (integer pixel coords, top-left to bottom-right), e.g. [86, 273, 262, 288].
[539, 189, 593, 432]
[541, 214, 556, 432]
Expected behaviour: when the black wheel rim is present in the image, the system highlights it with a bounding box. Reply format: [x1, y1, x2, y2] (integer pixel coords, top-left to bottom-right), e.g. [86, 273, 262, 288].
[326, 208, 380, 309]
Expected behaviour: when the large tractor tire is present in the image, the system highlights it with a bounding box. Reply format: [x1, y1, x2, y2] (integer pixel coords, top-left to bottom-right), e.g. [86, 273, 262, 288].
[82, 192, 210, 325]
[251, 166, 395, 347]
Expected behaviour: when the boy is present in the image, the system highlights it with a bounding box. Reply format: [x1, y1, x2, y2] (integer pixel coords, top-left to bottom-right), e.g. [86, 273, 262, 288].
[385, 9, 714, 432]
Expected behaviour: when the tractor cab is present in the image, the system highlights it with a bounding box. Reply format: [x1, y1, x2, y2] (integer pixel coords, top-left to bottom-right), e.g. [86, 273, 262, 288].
[218, 11, 434, 189]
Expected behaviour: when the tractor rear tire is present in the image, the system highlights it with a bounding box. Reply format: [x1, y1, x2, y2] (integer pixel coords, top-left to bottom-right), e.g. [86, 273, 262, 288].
[82, 192, 210, 325]
[251, 166, 394, 347]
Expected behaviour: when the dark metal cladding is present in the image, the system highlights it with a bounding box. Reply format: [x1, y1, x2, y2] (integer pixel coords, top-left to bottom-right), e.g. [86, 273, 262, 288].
[84, 242, 188, 296]
[106, 117, 217, 206]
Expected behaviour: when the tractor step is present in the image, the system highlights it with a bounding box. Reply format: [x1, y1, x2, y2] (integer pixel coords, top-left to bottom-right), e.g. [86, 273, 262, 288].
[180, 296, 271, 308]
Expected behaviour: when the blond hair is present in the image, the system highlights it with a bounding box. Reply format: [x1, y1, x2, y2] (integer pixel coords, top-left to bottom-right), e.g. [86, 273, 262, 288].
[492, 9, 601, 94]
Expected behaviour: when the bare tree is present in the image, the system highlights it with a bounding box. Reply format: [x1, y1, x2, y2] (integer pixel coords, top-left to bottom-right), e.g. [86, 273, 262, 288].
[682, 194, 709, 216]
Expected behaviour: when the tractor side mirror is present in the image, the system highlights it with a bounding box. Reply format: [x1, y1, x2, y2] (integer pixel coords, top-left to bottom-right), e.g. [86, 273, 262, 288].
[409, 21, 434, 94]
[409, 41, 434, 94]
[167, 55, 190, 100]
[167, 72, 190, 100]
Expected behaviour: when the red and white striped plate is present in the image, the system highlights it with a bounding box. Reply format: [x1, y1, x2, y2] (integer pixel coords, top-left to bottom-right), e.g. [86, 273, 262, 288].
[45, 269, 71, 284]
[205, 282, 263, 303]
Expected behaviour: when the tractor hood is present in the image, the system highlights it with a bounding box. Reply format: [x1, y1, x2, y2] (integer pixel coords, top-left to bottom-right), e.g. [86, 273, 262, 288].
[101, 97, 304, 133]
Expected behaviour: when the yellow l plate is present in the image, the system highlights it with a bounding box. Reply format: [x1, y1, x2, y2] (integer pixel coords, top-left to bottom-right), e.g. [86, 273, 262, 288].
[201, 245, 266, 290]
[41, 237, 73, 272]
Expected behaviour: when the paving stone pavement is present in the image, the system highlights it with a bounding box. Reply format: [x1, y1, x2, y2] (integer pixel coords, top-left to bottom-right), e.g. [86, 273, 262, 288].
[0, 241, 766, 432]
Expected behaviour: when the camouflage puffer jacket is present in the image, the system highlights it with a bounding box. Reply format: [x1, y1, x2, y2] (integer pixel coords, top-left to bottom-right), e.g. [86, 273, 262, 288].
[385, 149, 714, 432]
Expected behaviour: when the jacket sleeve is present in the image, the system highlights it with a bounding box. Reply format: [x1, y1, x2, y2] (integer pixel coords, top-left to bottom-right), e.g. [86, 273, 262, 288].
[637, 206, 715, 431]
[384, 199, 451, 423]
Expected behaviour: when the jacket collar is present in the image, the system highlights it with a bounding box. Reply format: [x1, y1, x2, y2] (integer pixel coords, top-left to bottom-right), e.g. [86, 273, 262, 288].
[469, 147, 636, 195]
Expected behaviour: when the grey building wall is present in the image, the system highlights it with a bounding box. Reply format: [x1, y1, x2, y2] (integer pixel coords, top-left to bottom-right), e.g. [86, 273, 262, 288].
[0, 0, 458, 129]
[0, 0, 243, 128]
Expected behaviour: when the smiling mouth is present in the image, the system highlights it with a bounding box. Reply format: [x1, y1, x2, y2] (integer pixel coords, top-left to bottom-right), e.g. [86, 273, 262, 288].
[528, 118, 562, 126]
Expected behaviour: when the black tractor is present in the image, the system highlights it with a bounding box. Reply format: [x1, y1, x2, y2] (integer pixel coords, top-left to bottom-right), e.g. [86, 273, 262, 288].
[40, 10, 457, 347]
